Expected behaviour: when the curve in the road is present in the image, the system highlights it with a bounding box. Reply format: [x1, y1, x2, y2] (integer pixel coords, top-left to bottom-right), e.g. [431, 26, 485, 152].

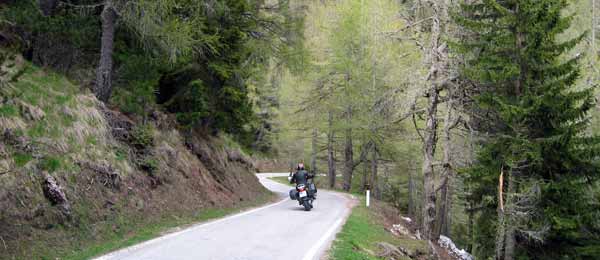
[94, 173, 353, 260]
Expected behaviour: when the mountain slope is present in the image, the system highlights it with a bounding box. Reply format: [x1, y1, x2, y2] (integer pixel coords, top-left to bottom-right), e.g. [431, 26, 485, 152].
[0, 54, 272, 259]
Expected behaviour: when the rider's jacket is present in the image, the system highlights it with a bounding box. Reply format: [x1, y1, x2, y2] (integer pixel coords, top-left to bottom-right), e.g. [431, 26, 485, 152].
[290, 170, 313, 185]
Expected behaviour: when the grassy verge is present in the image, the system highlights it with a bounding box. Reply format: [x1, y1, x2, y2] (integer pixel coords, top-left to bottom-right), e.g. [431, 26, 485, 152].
[329, 198, 429, 260]
[61, 192, 276, 260]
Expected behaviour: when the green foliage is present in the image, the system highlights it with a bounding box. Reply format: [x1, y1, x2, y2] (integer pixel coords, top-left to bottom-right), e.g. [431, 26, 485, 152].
[13, 153, 33, 167]
[40, 156, 61, 172]
[131, 124, 155, 149]
[0, 104, 18, 117]
[3, 0, 303, 154]
[110, 47, 164, 115]
[114, 147, 128, 162]
[139, 156, 158, 174]
[457, 0, 600, 258]
[27, 121, 47, 138]
[171, 80, 210, 127]
[156, 0, 305, 150]
[1, 1, 100, 51]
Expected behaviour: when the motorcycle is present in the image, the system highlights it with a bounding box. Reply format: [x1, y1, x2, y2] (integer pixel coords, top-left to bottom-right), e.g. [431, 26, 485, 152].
[289, 179, 316, 211]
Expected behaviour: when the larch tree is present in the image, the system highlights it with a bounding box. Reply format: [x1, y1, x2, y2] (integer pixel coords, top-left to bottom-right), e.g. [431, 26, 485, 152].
[420, 0, 451, 241]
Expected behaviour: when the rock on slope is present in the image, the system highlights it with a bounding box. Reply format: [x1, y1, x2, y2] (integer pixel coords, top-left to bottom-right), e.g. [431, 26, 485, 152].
[0, 55, 269, 259]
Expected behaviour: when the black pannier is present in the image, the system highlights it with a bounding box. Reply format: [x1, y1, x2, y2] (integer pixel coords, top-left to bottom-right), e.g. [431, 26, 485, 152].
[289, 189, 298, 200]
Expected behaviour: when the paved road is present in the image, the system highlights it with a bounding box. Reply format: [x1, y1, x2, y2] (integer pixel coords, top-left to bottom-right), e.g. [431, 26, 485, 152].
[95, 173, 352, 260]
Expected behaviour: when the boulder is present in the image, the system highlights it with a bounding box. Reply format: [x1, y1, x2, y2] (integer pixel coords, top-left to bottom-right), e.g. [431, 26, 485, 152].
[41, 173, 71, 217]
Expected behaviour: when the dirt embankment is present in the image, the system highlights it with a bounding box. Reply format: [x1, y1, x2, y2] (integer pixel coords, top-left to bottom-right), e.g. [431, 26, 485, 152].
[0, 55, 269, 259]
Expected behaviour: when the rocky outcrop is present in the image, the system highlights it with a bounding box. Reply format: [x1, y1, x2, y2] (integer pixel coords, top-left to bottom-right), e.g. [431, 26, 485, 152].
[41, 173, 71, 217]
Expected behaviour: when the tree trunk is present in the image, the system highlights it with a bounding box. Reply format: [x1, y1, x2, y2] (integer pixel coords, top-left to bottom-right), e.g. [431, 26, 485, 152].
[343, 115, 353, 192]
[361, 154, 369, 192]
[95, 3, 117, 103]
[327, 110, 336, 189]
[436, 94, 455, 238]
[503, 3, 525, 257]
[370, 145, 379, 199]
[467, 194, 474, 252]
[496, 168, 516, 260]
[311, 128, 318, 174]
[503, 170, 516, 260]
[422, 85, 439, 241]
[421, 0, 448, 241]
[408, 163, 416, 218]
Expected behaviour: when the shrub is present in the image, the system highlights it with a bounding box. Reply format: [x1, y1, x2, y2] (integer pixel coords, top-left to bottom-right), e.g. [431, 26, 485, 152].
[40, 156, 61, 172]
[131, 124, 155, 149]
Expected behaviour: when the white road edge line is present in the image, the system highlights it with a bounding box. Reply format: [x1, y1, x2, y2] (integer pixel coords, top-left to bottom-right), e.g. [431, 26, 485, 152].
[302, 193, 349, 260]
[94, 196, 288, 260]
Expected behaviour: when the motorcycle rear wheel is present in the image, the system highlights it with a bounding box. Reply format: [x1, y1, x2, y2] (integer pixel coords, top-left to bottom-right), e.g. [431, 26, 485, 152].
[303, 201, 311, 211]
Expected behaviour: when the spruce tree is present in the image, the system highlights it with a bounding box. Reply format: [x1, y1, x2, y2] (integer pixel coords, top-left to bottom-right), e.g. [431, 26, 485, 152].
[456, 0, 600, 258]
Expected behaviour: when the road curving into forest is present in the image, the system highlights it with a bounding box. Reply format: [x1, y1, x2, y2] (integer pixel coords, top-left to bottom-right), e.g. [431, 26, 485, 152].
[94, 173, 353, 260]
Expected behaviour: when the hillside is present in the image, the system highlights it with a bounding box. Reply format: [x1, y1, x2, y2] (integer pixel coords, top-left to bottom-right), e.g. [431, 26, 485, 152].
[0, 53, 272, 259]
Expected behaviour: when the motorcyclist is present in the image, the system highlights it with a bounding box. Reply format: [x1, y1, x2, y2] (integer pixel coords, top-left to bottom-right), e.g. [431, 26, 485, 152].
[289, 163, 316, 198]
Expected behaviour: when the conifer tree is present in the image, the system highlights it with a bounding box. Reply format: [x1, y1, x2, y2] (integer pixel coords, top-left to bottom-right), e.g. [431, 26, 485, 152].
[456, 0, 600, 258]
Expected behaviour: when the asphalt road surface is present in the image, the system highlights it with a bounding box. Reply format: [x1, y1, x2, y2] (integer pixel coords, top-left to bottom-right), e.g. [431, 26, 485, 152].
[95, 173, 353, 260]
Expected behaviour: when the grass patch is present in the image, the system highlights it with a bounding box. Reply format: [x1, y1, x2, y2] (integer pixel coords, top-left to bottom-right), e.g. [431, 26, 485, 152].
[40, 156, 62, 172]
[27, 121, 47, 138]
[85, 135, 97, 146]
[114, 147, 128, 161]
[329, 198, 429, 260]
[60, 192, 277, 260]
[61, 113, 76, 127]
[0, 104, 18, 117]
[13, 153, 33, 167]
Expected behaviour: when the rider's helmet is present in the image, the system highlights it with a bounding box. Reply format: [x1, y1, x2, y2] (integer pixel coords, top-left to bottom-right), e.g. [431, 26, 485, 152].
[297, 163, 305, 171]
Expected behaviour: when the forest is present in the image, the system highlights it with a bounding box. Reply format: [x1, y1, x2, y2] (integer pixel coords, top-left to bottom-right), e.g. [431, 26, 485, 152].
[1, 0, 600, 259]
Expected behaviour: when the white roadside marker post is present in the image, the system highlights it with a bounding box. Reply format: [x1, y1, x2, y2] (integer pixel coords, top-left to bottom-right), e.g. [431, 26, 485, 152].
[365, 184, 371, 207]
